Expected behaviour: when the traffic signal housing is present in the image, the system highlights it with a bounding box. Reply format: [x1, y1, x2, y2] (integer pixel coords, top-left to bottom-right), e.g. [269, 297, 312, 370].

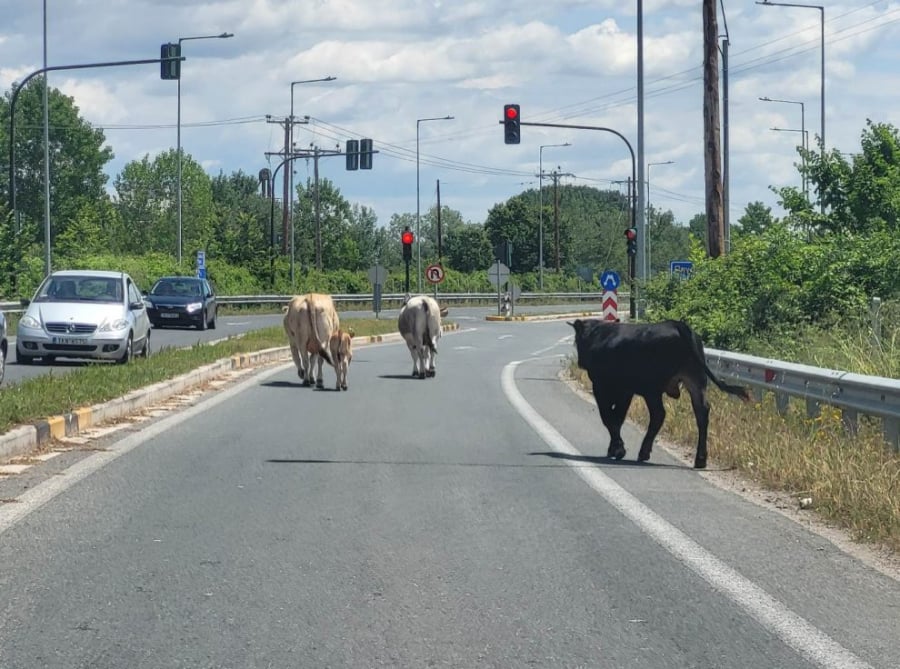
[346, 139, 359, 171]
[160, 43, 181, 80]
[503, 104, 520, 144]
[402, 227, 414, 262]
[624, 227, 637, 256]
[359, 138, 373, 169]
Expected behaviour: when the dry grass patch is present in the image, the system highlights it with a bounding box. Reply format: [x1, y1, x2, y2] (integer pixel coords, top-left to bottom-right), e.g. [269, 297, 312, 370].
[568, 360, 900, 555]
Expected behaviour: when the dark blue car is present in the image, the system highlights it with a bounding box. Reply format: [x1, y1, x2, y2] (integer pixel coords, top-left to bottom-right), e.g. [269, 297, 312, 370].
[144, 277, 218, 330]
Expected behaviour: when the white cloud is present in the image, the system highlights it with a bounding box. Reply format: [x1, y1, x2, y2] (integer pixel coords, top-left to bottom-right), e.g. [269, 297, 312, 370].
[3, 0, 900, 230]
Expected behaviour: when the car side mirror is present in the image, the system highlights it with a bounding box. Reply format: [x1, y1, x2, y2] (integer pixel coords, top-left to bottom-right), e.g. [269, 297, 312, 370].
[129, 300, 145, 311]
[20, 298, 30, 307]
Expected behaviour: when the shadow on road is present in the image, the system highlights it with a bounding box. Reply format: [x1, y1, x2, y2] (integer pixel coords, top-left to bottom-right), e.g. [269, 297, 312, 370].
[529, 451, 691, 470]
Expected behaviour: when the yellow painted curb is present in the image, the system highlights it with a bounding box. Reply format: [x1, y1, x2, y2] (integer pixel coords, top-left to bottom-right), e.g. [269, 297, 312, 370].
[47, 415, 66, 440]
[74, 407, 92, 431]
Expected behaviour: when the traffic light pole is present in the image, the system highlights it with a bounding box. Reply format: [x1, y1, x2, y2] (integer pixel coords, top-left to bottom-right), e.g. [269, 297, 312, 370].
[514, 121, 637, 319]
[404, 260, 411, 294]
[6, 56, 184, 267]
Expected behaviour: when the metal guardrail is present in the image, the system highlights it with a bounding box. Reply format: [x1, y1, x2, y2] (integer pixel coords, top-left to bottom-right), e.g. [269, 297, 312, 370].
[706, 348, 900, 450]
[213, 292, 614, 306]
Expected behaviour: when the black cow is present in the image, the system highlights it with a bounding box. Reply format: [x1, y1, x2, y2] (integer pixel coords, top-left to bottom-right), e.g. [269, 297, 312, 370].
[569, 318, 750, 469]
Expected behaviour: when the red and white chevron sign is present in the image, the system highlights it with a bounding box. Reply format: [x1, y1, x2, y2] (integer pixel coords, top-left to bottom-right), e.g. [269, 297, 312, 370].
[602, 290, 618, 321]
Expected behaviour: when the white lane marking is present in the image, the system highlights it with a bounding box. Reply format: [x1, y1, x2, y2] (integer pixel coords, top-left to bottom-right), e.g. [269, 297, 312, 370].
[0, 362, 292, 536]
[453, 346, 475, 350]
[501, 359, 872, 669]
[531, 334, 573, 357]
[498, 334, 514, 340]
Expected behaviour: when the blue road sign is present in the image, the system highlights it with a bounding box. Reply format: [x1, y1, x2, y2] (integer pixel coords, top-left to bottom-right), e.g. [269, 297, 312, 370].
[197, 251, 206, 279]
[599, 270, 620, 291]
[670, 260, 693, 280]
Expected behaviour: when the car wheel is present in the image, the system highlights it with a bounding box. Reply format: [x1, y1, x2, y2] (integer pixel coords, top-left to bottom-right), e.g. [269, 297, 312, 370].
[116, 334, 133, 365]
[199, 310, 208, 331]
[17, 350, 34, 365]
[209, 308, 216, 330]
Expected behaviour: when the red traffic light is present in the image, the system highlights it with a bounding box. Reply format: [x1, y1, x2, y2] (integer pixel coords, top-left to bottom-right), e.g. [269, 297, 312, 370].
[624, 227, 637, 240]
[505, 106, 519, 120]
[401, 230, 414, 245]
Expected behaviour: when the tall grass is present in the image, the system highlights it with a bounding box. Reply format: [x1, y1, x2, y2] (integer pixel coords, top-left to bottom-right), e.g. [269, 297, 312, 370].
[568, 361, 900, 554]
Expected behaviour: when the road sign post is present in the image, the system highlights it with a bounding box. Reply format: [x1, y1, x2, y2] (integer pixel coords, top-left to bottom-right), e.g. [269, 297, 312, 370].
[367, 264, 388, 316]
[599, 270, 620, 321]
[487, 260, 510, 315]
[196, 250, 206, 279]
[670, 260, 694, 280]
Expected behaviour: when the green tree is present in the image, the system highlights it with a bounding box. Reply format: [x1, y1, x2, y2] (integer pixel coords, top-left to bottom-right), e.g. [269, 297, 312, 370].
[1, 80, 113, 251]
[113, 150, 215, 258]
[737, 201, 776, 236]
[210, 170, 270, 280]
[444, 223, 493, 272]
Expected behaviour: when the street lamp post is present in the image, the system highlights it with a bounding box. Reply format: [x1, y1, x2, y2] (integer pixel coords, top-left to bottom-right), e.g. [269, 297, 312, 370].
[761, 96, 807, 200]
[771, 126, 810, 193]
[416, 115, 453, 292]
[647, 160, 674, 276]
[538, 142, 571, 290]
[289, 76, 336, 288]
[756, 1, 824, 159]
[176, 31, 233, 266]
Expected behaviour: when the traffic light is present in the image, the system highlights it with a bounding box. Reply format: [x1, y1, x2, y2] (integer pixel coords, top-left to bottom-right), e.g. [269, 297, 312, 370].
[359, 138, 373, 169]
[160, 43, 180, 80]
[503, 104, 520, 144]
[402, 227, 414, 262]
[346, 139, 359, 171]
[625, 227, 637, 256]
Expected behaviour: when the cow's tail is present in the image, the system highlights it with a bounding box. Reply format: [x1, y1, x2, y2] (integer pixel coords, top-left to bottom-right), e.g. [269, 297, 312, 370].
[422, 300, 438, 355]
[307, 301, 333, 366]
[675, 320, 751, 402]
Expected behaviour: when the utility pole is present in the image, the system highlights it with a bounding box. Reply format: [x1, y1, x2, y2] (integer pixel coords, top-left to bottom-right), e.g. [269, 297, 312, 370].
[265, 116, 292, 255]
[703, 0, 725, 257]
[543, 169, 573, 272]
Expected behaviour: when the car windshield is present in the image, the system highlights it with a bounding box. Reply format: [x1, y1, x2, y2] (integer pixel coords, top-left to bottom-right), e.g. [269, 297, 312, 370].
[35, 276, 123, 303]
[151, 280, 202, 297]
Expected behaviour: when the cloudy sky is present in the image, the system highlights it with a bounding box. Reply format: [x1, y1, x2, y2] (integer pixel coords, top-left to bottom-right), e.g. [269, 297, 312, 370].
[2, 1, 899, 230]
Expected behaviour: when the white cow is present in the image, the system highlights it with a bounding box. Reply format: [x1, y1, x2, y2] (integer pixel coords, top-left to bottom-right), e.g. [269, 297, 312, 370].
[282, 293, 340, 388]
[397, 294, 442, 379]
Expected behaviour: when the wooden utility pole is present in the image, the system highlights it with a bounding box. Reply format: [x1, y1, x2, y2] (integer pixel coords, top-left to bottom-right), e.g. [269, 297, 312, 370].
[703, 0, 725, 257]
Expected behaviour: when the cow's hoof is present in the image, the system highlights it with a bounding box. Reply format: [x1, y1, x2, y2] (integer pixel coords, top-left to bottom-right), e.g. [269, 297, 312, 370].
[316, 380, 324, 389]
[426, 369, 435, 377]
[693, 457, 707, 470]
[301, 379, 311, 387]
[341, 385, 348, 391]
[609, 444, 626, 460]
[418, 372, 426, 379]
[637, 449, 652, 462]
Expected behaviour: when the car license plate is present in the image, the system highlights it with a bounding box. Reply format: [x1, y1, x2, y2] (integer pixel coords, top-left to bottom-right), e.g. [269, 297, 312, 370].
[51, 336, 88, 345]
[161, 313, 179, 318]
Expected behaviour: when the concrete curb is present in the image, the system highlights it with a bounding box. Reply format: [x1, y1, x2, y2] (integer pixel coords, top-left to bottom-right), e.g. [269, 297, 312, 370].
[0, 321, 461, 464]
[485, 311, 604, 322]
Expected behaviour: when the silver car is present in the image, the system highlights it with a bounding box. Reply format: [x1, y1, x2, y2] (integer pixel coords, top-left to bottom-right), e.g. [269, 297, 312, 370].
[16, 270, 151, 365]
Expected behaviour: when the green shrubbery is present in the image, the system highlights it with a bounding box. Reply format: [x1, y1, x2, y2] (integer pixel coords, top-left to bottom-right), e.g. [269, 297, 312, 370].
[643, 224, 900, 355]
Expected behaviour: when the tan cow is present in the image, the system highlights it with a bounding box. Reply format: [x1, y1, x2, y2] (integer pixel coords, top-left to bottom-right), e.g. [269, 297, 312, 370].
[328, 328, 354, 391]
[282, 293, 340, 388]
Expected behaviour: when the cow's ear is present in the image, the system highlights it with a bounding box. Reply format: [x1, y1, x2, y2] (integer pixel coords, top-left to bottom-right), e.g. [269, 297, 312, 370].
[567, 319, 582, 332]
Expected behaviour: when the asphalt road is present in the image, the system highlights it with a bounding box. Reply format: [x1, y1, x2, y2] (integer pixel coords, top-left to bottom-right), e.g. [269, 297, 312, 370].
[1, 302, 600, 387]
[0, 320, 897, 668]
